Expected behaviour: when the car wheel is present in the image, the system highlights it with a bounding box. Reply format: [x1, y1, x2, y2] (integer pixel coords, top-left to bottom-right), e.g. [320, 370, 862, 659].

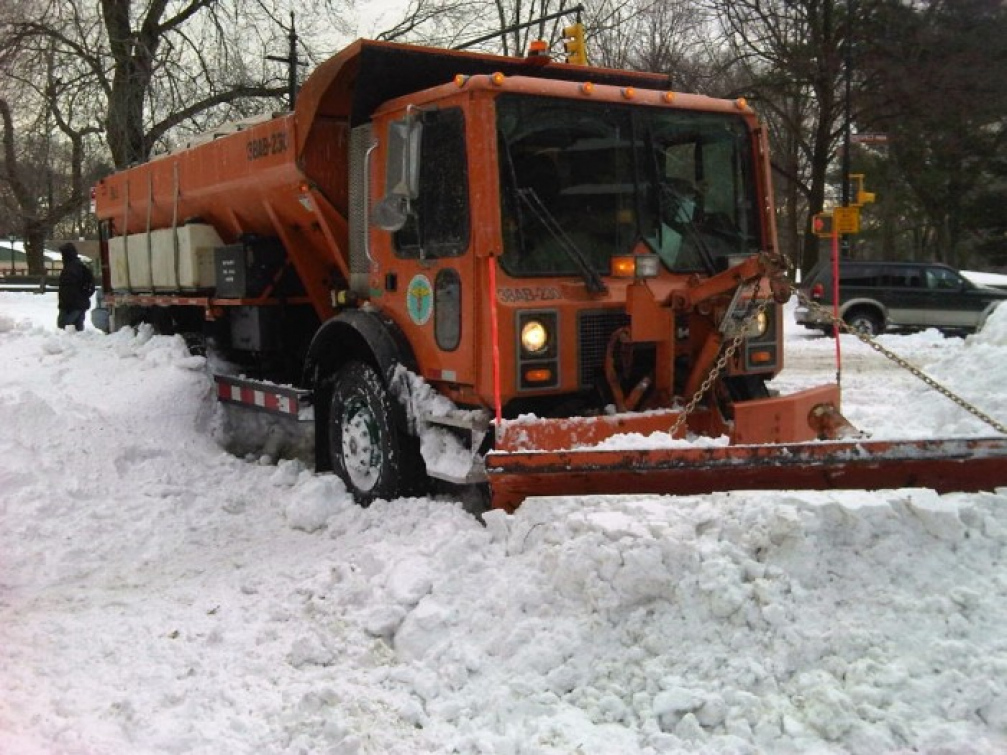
[329, 360, 426, 504]
[845, 310, 883, 336]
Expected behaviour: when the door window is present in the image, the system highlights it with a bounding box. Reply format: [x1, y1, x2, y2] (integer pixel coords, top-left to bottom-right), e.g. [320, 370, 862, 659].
[394, 108, 470, 259]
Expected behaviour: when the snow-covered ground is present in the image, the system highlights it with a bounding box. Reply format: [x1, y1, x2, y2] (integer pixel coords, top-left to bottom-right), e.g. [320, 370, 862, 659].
[1, 292, 1006, 755]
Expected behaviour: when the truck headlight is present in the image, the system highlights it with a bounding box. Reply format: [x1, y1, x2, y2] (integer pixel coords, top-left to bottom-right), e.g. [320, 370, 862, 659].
[747, 310, 769, 338]
[521, 319, 549, 354]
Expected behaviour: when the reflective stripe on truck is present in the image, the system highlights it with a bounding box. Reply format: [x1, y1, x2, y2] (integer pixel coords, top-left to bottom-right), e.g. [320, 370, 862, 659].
[214, 375, 314, 421]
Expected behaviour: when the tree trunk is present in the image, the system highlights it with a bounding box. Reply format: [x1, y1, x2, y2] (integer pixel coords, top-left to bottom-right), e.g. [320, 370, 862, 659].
[23, 220, 48, 277]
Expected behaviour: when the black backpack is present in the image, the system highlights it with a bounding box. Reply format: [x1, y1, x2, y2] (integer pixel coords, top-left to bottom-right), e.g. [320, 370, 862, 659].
[81, 265, 96, 297]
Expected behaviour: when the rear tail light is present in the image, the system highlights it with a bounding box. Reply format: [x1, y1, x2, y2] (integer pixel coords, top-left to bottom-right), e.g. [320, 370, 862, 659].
[811, 282, 824, 300]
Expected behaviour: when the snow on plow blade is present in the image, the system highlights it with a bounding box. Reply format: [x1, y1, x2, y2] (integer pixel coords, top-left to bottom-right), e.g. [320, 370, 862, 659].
[485, 436, 1007, 512]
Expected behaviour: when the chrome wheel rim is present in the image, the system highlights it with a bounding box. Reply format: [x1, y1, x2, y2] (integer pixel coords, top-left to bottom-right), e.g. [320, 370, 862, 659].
[341, 398, 382, 492]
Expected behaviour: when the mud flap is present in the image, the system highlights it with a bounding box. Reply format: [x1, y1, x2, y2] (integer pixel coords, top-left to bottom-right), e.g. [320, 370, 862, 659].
[485, 436, 1007, 512]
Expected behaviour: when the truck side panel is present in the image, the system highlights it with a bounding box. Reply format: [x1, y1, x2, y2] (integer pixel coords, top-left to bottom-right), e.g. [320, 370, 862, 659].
[94, 115, 351, 321]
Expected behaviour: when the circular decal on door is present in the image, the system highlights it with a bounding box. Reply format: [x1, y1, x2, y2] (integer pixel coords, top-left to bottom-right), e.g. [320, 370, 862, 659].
[406, 274, 433, 325]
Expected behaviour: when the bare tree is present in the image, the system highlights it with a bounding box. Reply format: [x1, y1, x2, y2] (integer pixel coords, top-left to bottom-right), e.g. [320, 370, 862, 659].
[0, 14, 104, 275]
[7, 0, 352, 169]
[588, 0, 707, 85]
[703, 0, 849, 274]
[375, 0, 590, 57]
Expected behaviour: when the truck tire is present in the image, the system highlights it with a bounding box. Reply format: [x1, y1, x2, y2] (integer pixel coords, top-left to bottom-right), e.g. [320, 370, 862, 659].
[329, 360, 425, 504]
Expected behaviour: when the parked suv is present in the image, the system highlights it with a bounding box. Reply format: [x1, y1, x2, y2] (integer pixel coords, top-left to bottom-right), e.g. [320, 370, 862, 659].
[795, 260, 1007, 336]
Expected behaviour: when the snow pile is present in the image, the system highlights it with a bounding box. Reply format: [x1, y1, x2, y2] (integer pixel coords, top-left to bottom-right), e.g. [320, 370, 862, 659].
[391, 365, 485, 481]
[1, 291, 1007, 755]
[906, 302, 1007, 436]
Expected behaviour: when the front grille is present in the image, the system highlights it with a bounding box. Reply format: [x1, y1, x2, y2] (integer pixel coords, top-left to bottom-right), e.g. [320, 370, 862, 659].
[578, 310, 629, 388]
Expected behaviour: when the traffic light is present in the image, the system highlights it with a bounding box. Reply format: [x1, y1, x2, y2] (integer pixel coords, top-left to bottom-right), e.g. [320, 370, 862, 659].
[563, 23, 587, 66]
[848, 174, 876, 206]
[812, 212, 834, 237]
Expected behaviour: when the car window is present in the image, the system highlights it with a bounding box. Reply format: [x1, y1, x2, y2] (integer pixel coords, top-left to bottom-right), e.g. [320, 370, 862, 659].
[879, 267, 923, 288]
[840, 266, 882, 286]
[925, 267, 963, 290]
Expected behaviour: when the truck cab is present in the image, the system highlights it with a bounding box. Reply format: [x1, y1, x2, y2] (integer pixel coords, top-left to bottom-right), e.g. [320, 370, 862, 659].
[338, 62, 782, 424]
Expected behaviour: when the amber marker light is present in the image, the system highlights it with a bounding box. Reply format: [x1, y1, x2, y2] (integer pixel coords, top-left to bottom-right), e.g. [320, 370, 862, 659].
[454, 74, 469, 87]
[735, 97, 748, 110]
[580, 82, 594, 95]
[622, 87, 636, 100]
[663, 91, 675, 104]
[298, 181, 311, 194]
[528, 39, 548, 56]
[611, 256, 636, 278]
[523, 367, 554, 383]
[750, 350, 774, 365]
[491, 72, 506, 86]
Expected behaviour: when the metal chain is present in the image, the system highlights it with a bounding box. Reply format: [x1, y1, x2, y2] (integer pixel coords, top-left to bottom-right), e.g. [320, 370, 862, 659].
[669, 287, 774, 438]
[795, 291, 1006, 435]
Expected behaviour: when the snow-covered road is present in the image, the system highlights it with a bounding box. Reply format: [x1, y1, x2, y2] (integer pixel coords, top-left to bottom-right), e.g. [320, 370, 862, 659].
[1, 292, 1006, 755]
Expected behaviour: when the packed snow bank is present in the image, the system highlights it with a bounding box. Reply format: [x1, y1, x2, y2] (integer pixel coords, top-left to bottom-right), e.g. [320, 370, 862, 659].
[906, 300, 1007, 436]
[2, 291, 1007, 755]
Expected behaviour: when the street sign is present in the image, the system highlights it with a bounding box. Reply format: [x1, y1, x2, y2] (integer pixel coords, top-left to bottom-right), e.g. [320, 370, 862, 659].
[851, 133, 888, 144]
[833, 206, 860, 234]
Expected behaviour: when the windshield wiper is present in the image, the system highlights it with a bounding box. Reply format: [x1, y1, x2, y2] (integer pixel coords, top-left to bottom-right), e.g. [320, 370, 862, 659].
[659, 182, 719, 274]
[517, 187, 608, 294]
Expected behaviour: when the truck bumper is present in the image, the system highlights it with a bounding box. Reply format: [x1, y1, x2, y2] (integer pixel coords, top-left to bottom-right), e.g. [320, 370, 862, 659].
[794, 305, 832, 329]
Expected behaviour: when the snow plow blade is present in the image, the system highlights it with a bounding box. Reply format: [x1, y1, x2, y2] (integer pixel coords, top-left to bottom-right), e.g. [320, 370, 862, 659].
[485, 436, 1007, 512]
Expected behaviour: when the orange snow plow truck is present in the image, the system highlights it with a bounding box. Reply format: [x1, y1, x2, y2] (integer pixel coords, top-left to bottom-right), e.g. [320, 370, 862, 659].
[92, 39, 1007, 511]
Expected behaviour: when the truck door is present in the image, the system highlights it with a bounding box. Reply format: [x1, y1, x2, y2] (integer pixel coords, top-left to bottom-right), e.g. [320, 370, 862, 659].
[880, 264, 928, 328]
[923, 265, 982, 330]
[370, 106, 476, 388]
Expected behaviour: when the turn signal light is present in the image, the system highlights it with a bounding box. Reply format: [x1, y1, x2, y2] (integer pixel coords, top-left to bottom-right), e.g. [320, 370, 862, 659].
[611, 256, 636, 277]
[750, 350, 774, 364]
[611, 254, 659, 279]
[523, 367, 554, 384]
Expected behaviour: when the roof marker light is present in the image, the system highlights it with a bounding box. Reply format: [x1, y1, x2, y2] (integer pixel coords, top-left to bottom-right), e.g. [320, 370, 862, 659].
[491, 72, 506, 86]
[528, 39, 548, 57]
[663, 91, 675, 104]
[581, 81, 594, 95]
[454, 74, 469, 87]
[622, 87, 636, 100]
[735, 97, 748, 110]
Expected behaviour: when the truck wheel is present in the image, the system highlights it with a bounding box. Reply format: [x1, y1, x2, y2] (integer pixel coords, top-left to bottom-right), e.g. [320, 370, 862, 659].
[844, 309, 882, 336]
[329, 360, 425, 504]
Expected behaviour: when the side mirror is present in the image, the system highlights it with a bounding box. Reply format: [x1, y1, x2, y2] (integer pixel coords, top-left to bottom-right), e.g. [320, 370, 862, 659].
[386, 117, 422, 200]
[371, 115, 422, 232]
[371, 195, 409, 232]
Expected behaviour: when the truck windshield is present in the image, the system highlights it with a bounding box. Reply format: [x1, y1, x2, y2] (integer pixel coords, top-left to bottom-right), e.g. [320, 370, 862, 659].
[496, 94, 760, 278]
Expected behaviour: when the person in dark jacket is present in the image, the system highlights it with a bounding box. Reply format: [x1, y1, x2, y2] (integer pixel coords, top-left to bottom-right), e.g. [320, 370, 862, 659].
[57, 242, 92, 331]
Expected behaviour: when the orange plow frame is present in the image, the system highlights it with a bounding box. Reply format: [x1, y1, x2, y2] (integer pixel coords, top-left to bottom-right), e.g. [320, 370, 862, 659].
[485, 435, 1007, 512]
[485, 384, 1007, 512]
